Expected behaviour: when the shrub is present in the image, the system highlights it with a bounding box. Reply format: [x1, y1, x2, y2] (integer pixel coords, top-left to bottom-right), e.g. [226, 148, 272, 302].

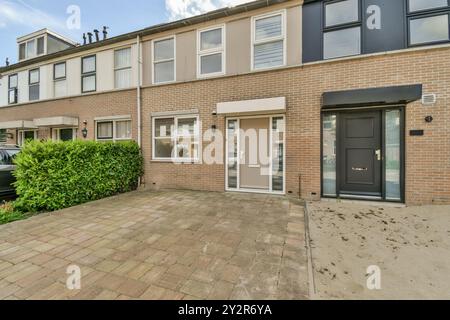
[0, 202, 23, 225]
[13, 140, 143, 213]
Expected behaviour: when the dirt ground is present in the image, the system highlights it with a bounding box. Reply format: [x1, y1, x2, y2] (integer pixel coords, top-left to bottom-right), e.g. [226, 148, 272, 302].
[307, 200, 450, 300]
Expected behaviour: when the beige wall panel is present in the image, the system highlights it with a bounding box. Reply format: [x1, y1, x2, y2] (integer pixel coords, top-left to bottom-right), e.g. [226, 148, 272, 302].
[176, 31, 197, 82]
[227, 17, 251, 76]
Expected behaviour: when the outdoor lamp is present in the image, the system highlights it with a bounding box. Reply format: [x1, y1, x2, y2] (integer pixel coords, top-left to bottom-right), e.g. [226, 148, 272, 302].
[82, 120, 88, 138]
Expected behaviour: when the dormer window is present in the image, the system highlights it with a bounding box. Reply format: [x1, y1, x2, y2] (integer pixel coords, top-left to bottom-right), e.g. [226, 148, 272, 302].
[19, 37, 45, 60]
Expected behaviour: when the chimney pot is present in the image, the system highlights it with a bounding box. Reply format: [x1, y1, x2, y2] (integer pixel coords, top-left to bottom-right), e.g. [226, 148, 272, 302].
[87, 32, 93, 44]
[94, 29, 100, 42]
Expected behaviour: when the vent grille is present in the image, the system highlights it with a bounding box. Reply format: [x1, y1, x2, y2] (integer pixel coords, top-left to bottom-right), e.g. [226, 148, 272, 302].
[422, 94, 437, 105]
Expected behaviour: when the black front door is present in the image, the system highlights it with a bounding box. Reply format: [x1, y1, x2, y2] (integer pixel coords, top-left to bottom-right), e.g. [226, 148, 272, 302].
[339, 111, 382, 197]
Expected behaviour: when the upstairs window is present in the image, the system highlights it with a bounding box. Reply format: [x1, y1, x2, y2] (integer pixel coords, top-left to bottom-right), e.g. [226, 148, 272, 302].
[198, 26, 225, 77]
[115, 48, 132, 89]
[153, 37, 175, 84]
[252, 11, 286, 70]
[408, 0, 450, 46]
[323, 0, 361, 60]
[54, 62, 67, 98]
[82, 55, 96, 93]
[8, 74, 18, 105]
[29, 69, 40, 101]
[19, 37, 45, 60]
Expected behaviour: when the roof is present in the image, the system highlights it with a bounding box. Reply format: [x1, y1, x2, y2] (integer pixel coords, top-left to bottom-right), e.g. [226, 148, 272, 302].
[0, 0, 290, 74]
[17, 28, 78, 46]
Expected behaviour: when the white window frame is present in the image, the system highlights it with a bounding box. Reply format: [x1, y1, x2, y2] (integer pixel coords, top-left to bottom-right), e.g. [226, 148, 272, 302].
[114, 47, 133, 89]
[251, 10, 287, 71]
[52, 128, 77, 142]
[95, 118, 132, 142]
[28, 68, 40, 101]
[19, 36, 46, 60]
[152, 36, 176, 85]
[152, 115, 200, 163]
[18, 130, 37, 146]
[197, 25, 226, 78]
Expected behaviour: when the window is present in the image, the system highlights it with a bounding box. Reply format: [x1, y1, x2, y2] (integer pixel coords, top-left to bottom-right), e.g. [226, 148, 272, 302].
[8, 74, 18, 105]
[198, 26, 225, 77]
[252, 11, 286, 70]
[53, 128, 77, 142]
[323, 0, 361, 59]
[54, 62, 67, 98]
[115, 48, 132, 89]
[0, 129, 6, 144]
[29, 69, 40, 101]
[322, 114, 337, 197]
[409, 0, 448, 12]
[152, 37, 175, 84]
[82, 55, 96, 93]
[19, 37, 45, 60]
[96, 119, 132, 142]
[153, 116, 199, 161]
[18, 130, 37, 146]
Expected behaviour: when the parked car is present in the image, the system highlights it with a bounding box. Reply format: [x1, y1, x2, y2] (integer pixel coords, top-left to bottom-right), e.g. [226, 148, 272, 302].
[0, 145, 20, 200]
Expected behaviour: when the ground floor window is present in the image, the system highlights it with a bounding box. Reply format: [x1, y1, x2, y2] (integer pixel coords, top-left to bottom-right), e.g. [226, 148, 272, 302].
[53, 128, 77, 142]
[18, 130, 37, 146]
[0, 129, 6, 144]
[322, 114, 337, 197]
[96, 119, 132, 142]
[152, 115, 199, 162]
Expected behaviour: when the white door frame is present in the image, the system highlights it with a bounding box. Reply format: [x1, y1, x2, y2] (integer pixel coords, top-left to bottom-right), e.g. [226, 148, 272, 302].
[225, 114, 286, 195]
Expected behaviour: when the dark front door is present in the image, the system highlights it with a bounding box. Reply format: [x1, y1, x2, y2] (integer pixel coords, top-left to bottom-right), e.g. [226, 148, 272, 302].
[339, 111, 382, 197]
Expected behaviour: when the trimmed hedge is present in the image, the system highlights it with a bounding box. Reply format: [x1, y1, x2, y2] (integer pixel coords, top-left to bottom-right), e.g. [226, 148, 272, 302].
[13, 140, 143, 213]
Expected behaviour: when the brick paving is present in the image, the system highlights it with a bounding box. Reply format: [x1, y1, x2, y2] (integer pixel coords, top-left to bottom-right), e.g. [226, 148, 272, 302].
[0, 190, 308, 300]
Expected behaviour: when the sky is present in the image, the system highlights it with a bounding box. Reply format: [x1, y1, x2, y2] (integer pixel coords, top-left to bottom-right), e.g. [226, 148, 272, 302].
[0, 0, 252, 65]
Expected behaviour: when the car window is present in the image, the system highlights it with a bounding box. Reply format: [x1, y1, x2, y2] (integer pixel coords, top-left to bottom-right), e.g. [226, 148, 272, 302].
[0, 151, 8, 165]
[0, 150, 19, 165]
[5, 150, 19, 162]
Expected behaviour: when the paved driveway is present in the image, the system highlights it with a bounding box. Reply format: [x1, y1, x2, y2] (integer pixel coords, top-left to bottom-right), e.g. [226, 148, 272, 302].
[0, 190, 308, 300]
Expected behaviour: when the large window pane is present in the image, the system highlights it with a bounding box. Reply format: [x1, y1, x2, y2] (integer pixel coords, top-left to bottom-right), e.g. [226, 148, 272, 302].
[322, 114, 337, 196]
[115, 69, 132, 89]
[27, 40, 36, 58]
[29, 69, 39, 84]
[325, 0, 359, 27]
[272, 117, 284, 192]
[116, 121, 131, 139]
[155, 118, 174, 138]
[155, 139, 174, 158]
[97, 122, 113, 139]
[82, 56, 96, 73]
[9, 75, 18, 88]
[324, 27, 361, 59]
[115, 48, 131, 69]
[200, 53, 222, 75]
[54, 63, 66, 79]
[82, 75, 96, 92]
[410, 15, 449, 45]
[154, 61, 174, 83]
[385, 110, 401, 201]
[409, 0, 448, 12]
[154, 38, 174, 61]
[29, 85, 39, 101]
[254, 40, 284, 69]
[177, 118, 197, 136]
[201, 28, 222, 51]
[255, 14, 282, 41]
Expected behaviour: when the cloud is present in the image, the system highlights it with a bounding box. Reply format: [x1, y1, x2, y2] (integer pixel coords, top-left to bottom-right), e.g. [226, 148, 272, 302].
[165, 0, 254, 21]
[0, 0, 66, 31]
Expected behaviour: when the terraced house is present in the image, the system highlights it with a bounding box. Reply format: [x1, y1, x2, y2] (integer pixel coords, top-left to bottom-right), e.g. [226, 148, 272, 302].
[1, 0, 450, 205]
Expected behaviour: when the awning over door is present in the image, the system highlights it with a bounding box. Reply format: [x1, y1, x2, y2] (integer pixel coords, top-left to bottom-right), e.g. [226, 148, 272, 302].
[33, 116, 79, 127]
[322, 84, 423, 109]
[217, 97, 286, 115]
[0, 120, 36, 130]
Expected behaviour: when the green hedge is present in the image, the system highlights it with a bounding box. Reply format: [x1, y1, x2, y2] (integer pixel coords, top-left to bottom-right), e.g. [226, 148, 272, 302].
[13, 140, 143, 213]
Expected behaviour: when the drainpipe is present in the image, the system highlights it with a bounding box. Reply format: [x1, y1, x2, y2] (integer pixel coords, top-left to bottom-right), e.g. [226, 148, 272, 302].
[137, 35, 143, 187]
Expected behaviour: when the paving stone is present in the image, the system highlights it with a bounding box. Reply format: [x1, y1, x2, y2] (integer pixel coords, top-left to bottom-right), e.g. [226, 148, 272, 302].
[180, 279, 214, 299]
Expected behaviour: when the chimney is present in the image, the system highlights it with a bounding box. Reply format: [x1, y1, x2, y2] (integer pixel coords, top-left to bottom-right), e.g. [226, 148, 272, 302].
[5, 58, 9, 67]
[87, 32, 93, 44]
[103, 26, 109, 40]
[82, 33, 87, 45]
[94, 29, 100, 42]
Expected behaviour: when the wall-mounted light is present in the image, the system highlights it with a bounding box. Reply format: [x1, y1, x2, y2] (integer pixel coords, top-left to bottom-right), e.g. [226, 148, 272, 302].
[82, 120, 88, 138]
[425, 116, 434, 123]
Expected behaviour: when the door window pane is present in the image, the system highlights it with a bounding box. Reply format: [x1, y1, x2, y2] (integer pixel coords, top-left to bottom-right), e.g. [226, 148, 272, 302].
[227, 120, 238, 189]
[410, 15, 449, 45]
[97, 122, 113, 139]
[272, 117, 285, 192]
[409, 0, 448, 12]
[325, 0, 359, 27]
[385, 110, 401, 201]
[322, 114, 337, 196]
[116, 121, 132, 139]
[200, 53, 222, 75]
[154, 61, 174, 83]
[201, 28, 222, 50]
[324, 27, 361, 59]
[254, 40, 284, 69]
[255, 14, 282, 41]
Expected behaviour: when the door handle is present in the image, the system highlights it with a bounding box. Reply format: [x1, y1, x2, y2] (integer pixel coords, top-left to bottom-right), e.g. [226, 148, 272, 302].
[375, 149, 382, 161]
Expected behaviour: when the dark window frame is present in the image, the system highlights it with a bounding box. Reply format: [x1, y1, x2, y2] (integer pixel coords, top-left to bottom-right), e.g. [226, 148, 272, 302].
[54, 62, 67, 80]
[322, 0, 363, 60]
[81, 55, 97, 93]
[96, 121, 114, 140]
[406, 2, 450, 47]
[28, 68, 40, 101]
[8, 74, 18, 105]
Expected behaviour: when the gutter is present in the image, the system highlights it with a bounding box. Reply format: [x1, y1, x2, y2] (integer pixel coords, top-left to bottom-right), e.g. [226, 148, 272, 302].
[137, 35, 143, 188]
